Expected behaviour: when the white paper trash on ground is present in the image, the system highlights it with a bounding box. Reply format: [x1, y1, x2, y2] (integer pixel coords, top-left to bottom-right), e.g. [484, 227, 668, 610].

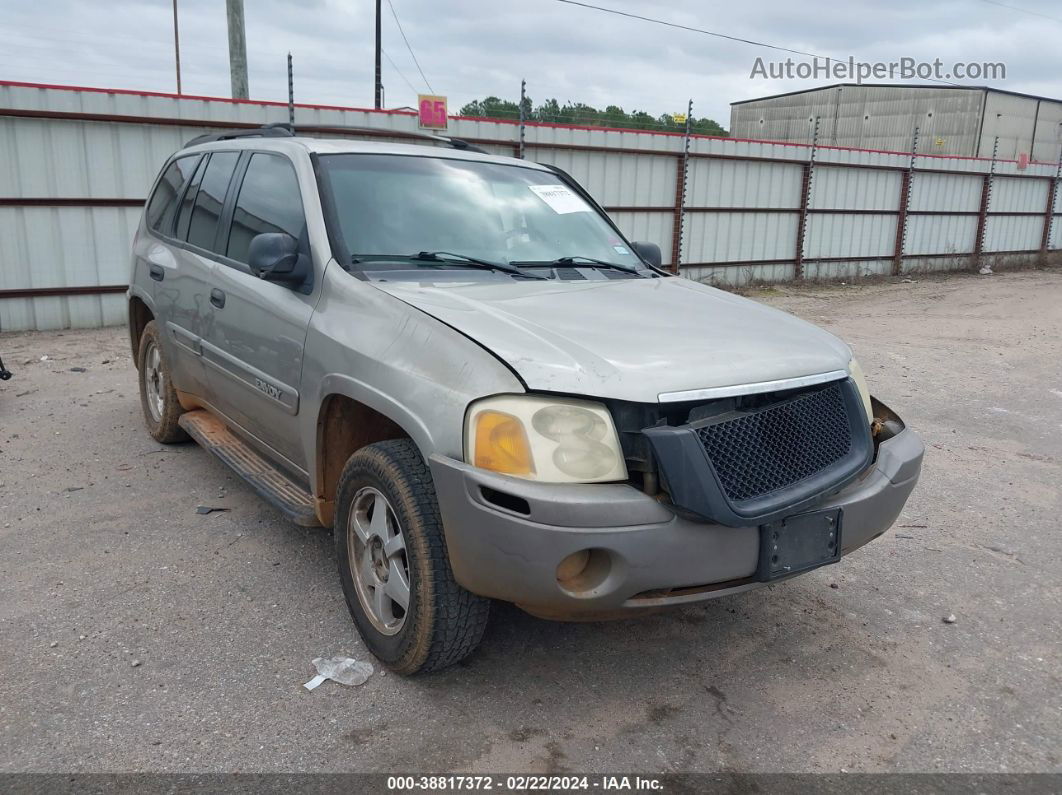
[303, 656, 374, 690]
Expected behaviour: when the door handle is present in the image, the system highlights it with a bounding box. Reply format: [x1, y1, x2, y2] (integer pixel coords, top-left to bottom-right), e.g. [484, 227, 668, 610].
[210, 288, 226, 309]
[148, 263, 165, 281]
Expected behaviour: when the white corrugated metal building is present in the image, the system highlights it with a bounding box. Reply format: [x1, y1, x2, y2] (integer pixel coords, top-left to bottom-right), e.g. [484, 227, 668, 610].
[2, 80, 1061, 331]
[730, 84, 1062, 161]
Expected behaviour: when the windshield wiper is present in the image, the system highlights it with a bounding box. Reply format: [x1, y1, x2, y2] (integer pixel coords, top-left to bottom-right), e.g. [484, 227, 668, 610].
[512, 256, 642, 275]
[352, 252, 547, 280]
[415, 251, 547, 279]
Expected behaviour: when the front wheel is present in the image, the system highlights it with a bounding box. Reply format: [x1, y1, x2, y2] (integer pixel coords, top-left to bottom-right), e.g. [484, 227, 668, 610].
[334, 439, 490, 674]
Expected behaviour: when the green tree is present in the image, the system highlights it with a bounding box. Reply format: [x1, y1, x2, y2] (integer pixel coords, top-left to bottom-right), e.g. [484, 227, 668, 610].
[460, 95, 728, 136]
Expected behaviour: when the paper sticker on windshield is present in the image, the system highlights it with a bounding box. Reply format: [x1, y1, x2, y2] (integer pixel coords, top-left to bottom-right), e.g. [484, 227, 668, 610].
[528, 184, 592, 214]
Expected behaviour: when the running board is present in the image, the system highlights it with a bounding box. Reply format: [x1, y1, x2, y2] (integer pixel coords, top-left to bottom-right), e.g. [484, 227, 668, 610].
[178, 410, 321, 527]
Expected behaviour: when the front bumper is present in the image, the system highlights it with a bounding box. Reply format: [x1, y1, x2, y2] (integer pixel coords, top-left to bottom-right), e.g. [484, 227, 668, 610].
[429, 428, 924, 619]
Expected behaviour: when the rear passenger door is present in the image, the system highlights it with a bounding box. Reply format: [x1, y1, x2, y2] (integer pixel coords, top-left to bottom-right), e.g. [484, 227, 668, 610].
[154, 150, 241, 399]
[199, 151, 315, 471]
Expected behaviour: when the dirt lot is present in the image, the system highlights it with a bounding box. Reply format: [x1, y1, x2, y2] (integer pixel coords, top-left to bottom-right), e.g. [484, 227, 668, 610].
[0, 269, 1059, 774]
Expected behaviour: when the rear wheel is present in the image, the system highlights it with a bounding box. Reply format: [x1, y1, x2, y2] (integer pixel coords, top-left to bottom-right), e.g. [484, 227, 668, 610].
[334, 439, 490, 674]
[137, 321, 187, 444]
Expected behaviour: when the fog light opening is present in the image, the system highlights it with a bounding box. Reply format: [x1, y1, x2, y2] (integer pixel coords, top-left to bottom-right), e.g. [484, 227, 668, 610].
[556, 548, 611, 595]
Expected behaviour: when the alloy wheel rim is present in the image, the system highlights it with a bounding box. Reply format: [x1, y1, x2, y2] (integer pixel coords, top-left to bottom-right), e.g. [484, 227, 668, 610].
[143, 341, 164, 423]
[348, 486, 410, 635]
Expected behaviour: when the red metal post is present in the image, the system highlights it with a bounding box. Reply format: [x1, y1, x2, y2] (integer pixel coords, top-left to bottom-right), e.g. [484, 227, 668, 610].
[669, 153, 685, 273]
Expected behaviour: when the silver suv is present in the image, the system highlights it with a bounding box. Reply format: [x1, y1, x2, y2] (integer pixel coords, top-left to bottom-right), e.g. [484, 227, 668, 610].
[128, 126, 924, 674]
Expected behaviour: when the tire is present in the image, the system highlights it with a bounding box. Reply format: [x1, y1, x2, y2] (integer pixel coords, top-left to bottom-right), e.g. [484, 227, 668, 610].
[136, 320, 188, 444]
[334, 439, 490, 674]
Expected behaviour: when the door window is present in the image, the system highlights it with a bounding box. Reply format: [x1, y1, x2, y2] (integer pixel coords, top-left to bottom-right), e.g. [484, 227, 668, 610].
[226, 153, 307, 264]
[185, 151, 240, 252]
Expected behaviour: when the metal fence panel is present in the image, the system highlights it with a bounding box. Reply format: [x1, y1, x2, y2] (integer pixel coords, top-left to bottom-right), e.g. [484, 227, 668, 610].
[2, 83, 1061, 331]
[983, 215, 1044, 252]
[683, 262, 797, 287]
[685, 159, 802, 208]
[808, 166, 901, 211]
[608, 211, 674, 266]
[908, 172, 983, 212]
[905, 214, 978, 255]
[988, 176, 1050, 213]
[531, 148, 676, 207]
[684, 212, 799, 264]
[805, 213, 897, 258]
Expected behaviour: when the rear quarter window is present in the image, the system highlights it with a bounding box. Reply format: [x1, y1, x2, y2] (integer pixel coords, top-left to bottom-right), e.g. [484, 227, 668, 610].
[185, 151, 240, 252]
[145, 155, 201, 235]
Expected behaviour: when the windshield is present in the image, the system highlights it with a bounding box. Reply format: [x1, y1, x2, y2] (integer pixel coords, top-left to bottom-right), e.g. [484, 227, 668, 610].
[318, 154, 644, 271]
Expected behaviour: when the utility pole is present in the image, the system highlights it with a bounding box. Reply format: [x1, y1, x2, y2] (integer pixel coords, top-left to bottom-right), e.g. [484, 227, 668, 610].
[374, 0, 383, 109]
[172, 0, 182, 94]
[226, 0, 249, 100]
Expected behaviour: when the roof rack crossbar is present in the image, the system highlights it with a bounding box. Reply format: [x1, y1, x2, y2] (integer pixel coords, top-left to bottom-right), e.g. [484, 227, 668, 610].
[184, 122, 295, 147]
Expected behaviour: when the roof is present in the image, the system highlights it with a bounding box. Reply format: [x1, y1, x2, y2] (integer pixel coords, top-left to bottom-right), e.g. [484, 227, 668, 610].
[181, 136, 548, 170]
[731, 83, 1062, 106]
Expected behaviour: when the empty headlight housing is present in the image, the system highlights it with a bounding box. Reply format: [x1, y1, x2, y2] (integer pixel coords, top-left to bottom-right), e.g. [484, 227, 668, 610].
[848, 358, 873, 423]
[465, 395, 628, 483]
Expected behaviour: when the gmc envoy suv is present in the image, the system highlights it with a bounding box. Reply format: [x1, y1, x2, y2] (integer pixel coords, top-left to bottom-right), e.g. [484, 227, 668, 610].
[127, 125, 924, 674]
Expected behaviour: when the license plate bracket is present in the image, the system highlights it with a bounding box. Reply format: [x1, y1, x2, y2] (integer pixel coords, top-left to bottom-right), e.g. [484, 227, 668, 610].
[758, 508, 842, 581]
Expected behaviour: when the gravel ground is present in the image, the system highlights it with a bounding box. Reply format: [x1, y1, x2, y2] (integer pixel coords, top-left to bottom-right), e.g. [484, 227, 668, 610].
[0, 269, 1059, 774]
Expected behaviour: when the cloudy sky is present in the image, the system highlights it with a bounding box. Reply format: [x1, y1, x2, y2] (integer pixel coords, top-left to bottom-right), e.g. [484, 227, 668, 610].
[2, 0, 1060, 128]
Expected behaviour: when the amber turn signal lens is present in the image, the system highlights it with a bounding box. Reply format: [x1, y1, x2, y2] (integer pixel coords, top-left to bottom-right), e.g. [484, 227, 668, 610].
[473, 410, 534, 476]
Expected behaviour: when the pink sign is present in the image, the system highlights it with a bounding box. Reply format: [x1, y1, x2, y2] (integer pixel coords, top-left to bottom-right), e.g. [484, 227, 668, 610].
[1017, 152, 1029, 170]
[418, 95, 448, 130]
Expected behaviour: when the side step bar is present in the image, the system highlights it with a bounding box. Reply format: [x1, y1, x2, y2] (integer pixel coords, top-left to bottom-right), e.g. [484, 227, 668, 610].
[178, 410, 321, 527]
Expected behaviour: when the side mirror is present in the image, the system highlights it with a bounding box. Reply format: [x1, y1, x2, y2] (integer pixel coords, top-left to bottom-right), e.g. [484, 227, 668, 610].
[631, 241, 662, 269]
[248, 232, 305, 284]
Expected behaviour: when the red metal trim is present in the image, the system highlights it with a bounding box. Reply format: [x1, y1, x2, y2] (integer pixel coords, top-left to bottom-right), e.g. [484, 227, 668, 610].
[0, 285, 126, 299]
[973, 174, 992, 265]
[0, 198, 143, 207]
[793, 163, 812, 279]
[0, 79, 418, 116]
[893, 170, 912, 276]
[1040, 176, 1058, 255]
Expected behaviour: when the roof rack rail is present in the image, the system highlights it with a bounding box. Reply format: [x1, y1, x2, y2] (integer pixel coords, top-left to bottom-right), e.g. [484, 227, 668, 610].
[292, 124, 490, 155]
[184, 122, 294, 147]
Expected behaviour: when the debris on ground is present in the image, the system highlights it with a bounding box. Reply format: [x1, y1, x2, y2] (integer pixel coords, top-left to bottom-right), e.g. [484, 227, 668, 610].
[195, 506, 231, 515]
[303, 656, 374, 690]
[130, 659, 142, 668]
[979, 265, 993, 275]
[943, 614, 958, 624]
[69, 367, 87, 373]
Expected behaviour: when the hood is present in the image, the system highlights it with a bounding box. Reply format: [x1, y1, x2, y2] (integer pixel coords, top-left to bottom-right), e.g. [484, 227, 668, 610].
[374, 276, 853, 404]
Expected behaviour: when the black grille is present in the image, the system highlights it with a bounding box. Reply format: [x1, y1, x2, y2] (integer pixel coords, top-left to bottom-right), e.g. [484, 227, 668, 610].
[695, 382, 853, 503]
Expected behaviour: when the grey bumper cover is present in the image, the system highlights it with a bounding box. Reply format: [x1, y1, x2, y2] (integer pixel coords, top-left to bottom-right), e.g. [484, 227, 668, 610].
[429, 428, 924, 617]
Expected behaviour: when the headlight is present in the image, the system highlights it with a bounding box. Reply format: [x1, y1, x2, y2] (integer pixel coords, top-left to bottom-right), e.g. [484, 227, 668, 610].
[465, 395, 628, 483]
[848, 358, 873, 423]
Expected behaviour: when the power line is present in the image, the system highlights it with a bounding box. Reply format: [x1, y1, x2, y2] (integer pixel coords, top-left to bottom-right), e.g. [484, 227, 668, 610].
[550, 0, 962, 87]
[552, 0, 822, 60]
[386, 0, 434, 94]
[976, 0, 1062, 24]
[381, 46, 419, 97]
